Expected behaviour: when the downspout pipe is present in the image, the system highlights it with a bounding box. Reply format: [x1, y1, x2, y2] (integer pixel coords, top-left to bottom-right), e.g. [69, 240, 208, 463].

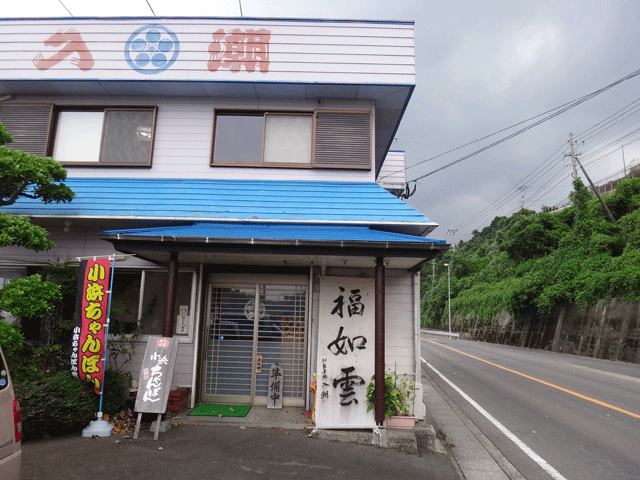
[375, 257, 386, 425]
[163, 251, 179, 337]
[413, 271, 421, 416]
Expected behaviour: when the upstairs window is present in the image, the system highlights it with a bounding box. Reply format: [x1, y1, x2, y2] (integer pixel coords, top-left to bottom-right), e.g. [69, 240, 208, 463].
[51, 107, 157, 166]
[213, 112, 313, 166]
[211, 110, 370, 169]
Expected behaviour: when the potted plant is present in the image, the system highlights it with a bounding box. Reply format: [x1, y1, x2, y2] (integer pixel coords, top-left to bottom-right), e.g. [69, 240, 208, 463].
[365, 371, 416, 429]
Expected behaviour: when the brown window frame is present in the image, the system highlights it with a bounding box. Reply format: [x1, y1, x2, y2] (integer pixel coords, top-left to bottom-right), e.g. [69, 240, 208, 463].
[210, 109, 371, 170]
[49, 106, 158, 167]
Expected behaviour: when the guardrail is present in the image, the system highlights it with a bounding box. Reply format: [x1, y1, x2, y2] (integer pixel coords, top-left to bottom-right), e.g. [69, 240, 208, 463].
[422, 329, 460, 339]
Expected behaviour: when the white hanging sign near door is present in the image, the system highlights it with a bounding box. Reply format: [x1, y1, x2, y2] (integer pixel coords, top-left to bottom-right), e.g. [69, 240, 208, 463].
[267, 362, 283, 409]
[315, 276, 375, 429]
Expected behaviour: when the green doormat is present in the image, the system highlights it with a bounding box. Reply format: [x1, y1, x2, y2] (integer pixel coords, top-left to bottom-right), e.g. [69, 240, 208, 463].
[188, 404, 251, 417]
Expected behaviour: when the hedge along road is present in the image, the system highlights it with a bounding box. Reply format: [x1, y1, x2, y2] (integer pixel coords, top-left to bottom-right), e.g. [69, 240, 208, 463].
[421, 335, 640, 480]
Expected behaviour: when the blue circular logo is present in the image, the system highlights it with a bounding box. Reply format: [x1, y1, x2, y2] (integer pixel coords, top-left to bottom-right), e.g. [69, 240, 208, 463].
[125, 25, 180, 75]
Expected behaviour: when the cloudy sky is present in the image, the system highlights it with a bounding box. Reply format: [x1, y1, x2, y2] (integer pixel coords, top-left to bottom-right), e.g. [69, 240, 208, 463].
[3, 0, 640, 243]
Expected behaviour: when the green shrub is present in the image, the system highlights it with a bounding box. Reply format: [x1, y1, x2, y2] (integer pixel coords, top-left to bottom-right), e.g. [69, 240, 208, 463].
[5, 343, 69, 380]
[101, 369, 131, 415]
[15, 370, 96, 439]
[0, 320, 24, 358]
[365, 371, 415, 418]
[0, 274, 61, 318]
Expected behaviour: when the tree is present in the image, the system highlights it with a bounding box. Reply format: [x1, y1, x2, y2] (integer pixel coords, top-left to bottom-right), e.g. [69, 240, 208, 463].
[0, 121, 74, 251]
[0, 274, 61, 319]
[501, 209, 561, 262]
[0, 121, 75, 340]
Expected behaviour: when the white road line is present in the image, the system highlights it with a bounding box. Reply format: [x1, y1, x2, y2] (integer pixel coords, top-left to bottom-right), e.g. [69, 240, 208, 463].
[421, 357, 567, 480]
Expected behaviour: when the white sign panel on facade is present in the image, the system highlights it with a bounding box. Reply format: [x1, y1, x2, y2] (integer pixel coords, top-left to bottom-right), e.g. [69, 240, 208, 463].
[0, 19, 415, 85]
[316, 276, 375, 429]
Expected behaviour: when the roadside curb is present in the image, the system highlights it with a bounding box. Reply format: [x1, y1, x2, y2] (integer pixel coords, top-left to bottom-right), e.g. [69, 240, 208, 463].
[309, 419, 437, 455]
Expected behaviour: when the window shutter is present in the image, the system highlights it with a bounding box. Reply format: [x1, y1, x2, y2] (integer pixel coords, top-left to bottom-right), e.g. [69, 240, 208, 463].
[314, 111, 371, 169]
[0, 104, 53, 156]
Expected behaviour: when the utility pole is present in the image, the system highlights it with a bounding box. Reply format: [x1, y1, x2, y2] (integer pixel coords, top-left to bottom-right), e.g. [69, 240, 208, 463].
[518, 185, 529, 210]
[622, 145, 627, 177]
[565, 132, 579, 179]
[566, 133, 617, 225]
[444, 263, 452, 335]
[447, 229, 457, 251]
[575, 155, 618, 225]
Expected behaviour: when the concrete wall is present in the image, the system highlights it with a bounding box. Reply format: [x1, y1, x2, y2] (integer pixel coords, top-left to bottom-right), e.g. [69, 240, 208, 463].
[452, 299, 640, 363]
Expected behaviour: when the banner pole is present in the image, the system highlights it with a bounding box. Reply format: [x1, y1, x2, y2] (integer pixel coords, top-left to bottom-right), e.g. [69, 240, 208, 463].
[81, 254, 117, 438]
[97, 254, 116, 419]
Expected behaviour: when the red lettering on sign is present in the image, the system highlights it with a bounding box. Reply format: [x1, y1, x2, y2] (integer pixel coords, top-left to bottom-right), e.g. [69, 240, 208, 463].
[208, 28, 271, 74]
[33, 29, 94, 71]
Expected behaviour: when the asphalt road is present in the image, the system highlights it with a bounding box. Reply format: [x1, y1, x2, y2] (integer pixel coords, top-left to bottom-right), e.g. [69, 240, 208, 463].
[22, 423, 458, 480]
[421, 335, 640, 480]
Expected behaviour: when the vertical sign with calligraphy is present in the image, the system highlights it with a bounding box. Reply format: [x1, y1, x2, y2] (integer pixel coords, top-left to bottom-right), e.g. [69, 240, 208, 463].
[70, 258, 111, 394]
[267, 362, 283, 409]
[316, 277, 375, 429]
[134, 336, 179, 414]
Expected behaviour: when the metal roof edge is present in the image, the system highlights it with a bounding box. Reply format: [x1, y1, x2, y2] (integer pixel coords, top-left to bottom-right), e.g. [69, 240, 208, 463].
[104, 234, 447, 247]
[0, 17, 415, 25]
[26, 213, 438, 229]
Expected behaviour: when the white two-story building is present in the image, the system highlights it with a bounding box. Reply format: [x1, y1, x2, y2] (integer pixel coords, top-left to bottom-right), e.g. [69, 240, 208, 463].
[0, 16, 447, 427]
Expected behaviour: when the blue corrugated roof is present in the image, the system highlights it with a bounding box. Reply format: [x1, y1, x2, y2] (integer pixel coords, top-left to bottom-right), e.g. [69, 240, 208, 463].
[105, 222, 446, 244]
[5, 178, 437, 232]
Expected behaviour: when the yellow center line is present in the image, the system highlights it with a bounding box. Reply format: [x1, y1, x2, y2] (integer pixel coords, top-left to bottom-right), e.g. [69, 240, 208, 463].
[423, 338, 640, 420]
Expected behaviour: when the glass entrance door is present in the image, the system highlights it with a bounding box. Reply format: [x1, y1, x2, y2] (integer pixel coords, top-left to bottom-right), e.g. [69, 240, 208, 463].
[202, 280, 308, 406]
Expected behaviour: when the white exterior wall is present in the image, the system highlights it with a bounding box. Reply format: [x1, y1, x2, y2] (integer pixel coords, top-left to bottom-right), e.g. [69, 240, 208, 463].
[8, 95, 376, 183]
[377, 150, 406, 190]
[0, 227, 157, 268]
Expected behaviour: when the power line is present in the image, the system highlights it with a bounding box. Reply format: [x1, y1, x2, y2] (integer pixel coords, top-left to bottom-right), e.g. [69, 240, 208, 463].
[453, 143, 567, 230]
[58, 0, 73, 16]
[145, 0, 157, 16]
[452, 90, 640, 231]
[402, 68, 640, 187]
[377, 94, 598, 182]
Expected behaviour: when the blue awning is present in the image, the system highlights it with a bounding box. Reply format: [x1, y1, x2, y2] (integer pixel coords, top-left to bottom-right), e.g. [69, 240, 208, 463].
[105, 222, 446, 244]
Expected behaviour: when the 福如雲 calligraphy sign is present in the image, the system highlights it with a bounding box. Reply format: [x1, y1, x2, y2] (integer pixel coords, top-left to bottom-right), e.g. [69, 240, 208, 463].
[315, 277, 375, 429]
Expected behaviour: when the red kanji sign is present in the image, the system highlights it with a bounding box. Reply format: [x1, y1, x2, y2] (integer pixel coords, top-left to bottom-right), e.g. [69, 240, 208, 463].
[208, 28, 271, 74]
[71, 259, 111, 394]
